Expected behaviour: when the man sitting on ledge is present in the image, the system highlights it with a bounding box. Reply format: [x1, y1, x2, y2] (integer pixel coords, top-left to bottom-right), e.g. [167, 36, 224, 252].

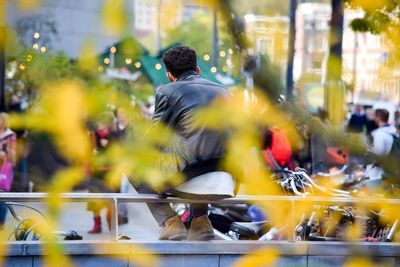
[136, 45, 234, 241]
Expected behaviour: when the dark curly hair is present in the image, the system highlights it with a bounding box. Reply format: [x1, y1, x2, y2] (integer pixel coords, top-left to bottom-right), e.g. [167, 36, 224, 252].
[162, 45, 197, 78]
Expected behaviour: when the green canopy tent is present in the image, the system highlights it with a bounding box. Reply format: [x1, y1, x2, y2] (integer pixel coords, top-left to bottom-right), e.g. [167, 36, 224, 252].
[139, 44, 238, 87]
[99, 41, 238, 87]
[98, 37, 148, 73]
[138, 55, 168, 86]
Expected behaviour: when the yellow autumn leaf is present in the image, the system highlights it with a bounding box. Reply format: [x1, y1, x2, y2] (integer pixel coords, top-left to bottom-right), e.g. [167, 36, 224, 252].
[38, 213, 74, 267]
[194, 0, 218, 8]
[194, 89, 301, 149]
[0, 0, 5, 27]
[0, 229, 8, 267]
[49, 166, 86, 194]
[160, 0, 183, 31]
[95, 243, 160, 267]
[79, 39, 97, 73]
[345, 220, 363, 241]
[350, 0, 389, 11]
[17, 0, 41, 11]
[102, 0, 127, 36]
[343, 257, 374, 267]
[40, 81, 92, 163]
[232, 247, 279, 267]
[10, 80, 92, 165]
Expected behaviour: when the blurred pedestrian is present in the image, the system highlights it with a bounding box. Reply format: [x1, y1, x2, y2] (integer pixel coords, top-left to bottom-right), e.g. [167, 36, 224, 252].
[87, 112, 115, 234]
[365, 108, 378, 139]
[347, 104, 367, 133]
[365, 109, 396, 182]
[114, 108, 130, 140]
[261, 127, 293, 170]
[0, 113, 17, 228]
[371, 109, 396, 157]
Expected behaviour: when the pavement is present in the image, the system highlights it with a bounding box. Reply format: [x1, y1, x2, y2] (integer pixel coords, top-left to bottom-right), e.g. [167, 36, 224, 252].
[2, 184, 160, 241]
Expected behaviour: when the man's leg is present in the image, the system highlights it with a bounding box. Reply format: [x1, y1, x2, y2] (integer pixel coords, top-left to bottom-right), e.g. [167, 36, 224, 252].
[135, 184, 187, 240]
[187, 202, 214, 241]
[135, 184, 177, 226]
[190, 203, 208, 219]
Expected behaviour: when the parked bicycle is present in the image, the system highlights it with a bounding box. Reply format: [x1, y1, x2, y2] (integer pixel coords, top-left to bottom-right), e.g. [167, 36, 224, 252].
[3, 202, 82, 241]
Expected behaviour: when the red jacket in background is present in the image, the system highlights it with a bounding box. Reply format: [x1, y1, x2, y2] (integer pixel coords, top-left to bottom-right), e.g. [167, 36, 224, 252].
[262, 129, 293, 170]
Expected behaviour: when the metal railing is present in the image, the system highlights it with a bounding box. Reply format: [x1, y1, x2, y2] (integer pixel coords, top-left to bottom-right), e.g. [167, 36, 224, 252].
[1, 192, 400, 241]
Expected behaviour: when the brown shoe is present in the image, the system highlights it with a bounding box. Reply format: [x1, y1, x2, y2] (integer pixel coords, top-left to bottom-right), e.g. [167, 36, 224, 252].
[187, 215, 214, 241]
[159, 216, 187, 241]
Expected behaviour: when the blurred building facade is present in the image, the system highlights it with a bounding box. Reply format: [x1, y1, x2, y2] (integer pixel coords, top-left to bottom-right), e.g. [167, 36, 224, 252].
[6, 0, 135, 58]
[293, 3, 330, 81]
[134, 0, 157, 34]
[294, 2, 400, 105]
[134, 0, 205, 32]
[134, 0, 206, 50]
[244, 14, 289, 74]
[5, 0, 206, 58]
[342, 9, 400, 105]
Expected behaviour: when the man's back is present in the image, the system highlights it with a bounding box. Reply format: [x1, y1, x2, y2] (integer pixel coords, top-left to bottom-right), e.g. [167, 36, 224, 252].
[153, 70, 229, 171]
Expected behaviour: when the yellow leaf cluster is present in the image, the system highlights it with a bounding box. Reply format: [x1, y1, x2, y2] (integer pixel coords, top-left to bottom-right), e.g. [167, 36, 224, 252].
[0, 0, 5, 27]
[0, 230, 8, 267]
[16, 0, 41, 11]
[232, 247, 279, 267]
[79, 40, 97, 74]
[345, 220, 363, 241]
[350, 0, 389, 11]
[160, 0, 183, 32]
[193, 0, 218, 8]
[343, 257, 374, 267]
[96, 243, 159, 267]
[193, 89, 304, 226]
[102, 0, 127, 36]
[10, 83, 91, 164]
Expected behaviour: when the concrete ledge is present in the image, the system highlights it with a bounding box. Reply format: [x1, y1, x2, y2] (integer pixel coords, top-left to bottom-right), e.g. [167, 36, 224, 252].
[3, 241, 400, 267]
[4, 241, 400, 256]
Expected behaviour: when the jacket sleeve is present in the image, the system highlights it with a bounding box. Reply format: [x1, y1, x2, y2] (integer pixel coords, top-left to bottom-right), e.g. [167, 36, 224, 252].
[152, 91, 171, 123]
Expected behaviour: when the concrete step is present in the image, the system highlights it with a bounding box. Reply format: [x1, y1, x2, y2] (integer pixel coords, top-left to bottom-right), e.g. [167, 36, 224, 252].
[2, 241, 400, 267]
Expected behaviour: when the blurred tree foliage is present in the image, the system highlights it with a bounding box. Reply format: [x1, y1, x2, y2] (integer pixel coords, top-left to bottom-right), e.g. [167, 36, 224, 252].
[346, 0, 400, 82]
[346, 0, 399, 34]
[164, 12, 238, 72]
[6, 50, 72, 105]
[16, 13, 58, 49]
[5, 35, 151, 110]
[165, 13, 214, 56]
[253, 55, 285, 102]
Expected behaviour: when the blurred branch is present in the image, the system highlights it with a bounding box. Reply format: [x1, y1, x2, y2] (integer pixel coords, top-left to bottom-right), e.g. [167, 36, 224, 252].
[286, 0, 298, 100]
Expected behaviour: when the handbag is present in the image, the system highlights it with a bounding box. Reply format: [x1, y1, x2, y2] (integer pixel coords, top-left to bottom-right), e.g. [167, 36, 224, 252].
[0, 159, 14, 192]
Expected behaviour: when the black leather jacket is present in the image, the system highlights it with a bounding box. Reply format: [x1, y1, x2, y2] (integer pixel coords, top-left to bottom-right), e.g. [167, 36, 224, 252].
[153, 70, 229, 178]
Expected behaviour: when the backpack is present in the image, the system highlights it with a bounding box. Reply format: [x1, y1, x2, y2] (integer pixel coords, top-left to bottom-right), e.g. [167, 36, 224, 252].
[380, 134, 400, 181]
[389, 134, 400, 158]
